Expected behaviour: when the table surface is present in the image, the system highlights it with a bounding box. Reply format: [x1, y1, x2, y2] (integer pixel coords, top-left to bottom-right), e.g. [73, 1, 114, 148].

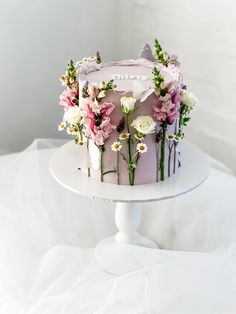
[50, 141, 210, 203]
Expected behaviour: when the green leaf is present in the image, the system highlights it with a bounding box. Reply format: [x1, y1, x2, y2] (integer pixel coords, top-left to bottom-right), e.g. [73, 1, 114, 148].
[183, 117, 191, 123]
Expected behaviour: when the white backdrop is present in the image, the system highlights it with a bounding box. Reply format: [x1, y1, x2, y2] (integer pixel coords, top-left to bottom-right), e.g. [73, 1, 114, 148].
[1, 0, 236, 172]
[0, 0, 120, 153]
[125, 0, 236, 173]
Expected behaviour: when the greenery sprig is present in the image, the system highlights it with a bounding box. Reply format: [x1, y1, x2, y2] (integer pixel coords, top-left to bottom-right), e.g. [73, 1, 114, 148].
[60, 59, 78, 88]
[178, 103, 192, 136]
[152, 67, 165, 95]
[100, 79, 117, 91]
[154, 38, 169, 67]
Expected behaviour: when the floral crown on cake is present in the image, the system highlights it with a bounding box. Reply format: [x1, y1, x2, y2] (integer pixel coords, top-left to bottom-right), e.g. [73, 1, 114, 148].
[58, 39, 198, 185]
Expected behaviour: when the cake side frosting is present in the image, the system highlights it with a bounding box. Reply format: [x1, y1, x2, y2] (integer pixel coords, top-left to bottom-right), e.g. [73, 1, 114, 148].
[58, 39, 198, 185]
[78, 60, 181, 184]
[79, 59, 181, 92]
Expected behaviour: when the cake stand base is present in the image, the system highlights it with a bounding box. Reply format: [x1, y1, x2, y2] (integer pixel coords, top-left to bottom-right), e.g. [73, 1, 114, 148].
[95, 236, 159, 275]
[50, 141, 210, 276]
[95, 202, 158, 275]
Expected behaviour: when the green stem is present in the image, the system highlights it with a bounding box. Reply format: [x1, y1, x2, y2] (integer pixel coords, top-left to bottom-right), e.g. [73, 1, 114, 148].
[156, 141, 160, 182]
[131, 153, 140, 185]
[87, 140, 90, 177]
[125, 113, 133, 185]
[168, 143, 174, 177]
[173, 121, 177, 174]
[168, 146, 171, 177]
[160, 122, 167, 181]
[79, 129, 83, 141]
[173, 143, 177, 173]
[117, 152, 120, 185]
[179, 112, 183, 130]
[100, 147, 104, 182]
[103, 169, 117, 176]
[178, 152, 181, 168]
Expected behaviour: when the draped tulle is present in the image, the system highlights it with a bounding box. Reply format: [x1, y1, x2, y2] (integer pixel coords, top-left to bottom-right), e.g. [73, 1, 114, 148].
[0, 139, 236, 313]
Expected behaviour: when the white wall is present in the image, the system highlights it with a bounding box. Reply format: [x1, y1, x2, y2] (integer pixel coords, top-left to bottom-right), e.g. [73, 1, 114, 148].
[0, 0, 121, 152]
[1, 0, 236, 172]
[126, 0, 236, 173]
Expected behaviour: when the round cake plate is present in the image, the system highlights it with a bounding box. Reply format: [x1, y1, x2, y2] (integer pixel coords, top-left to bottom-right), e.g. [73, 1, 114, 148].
[50, 141, 210, 275]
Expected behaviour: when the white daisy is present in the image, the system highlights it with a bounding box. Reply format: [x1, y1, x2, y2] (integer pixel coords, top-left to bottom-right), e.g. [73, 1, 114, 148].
[167, 133, 175, 141]
[136, 143, 148, 154]
[111, 141, 122, 152]
[66, 126, 78, 135]
[174, 135, 182, 143]
[119, 132, 130, 141]
[58, 122, 66, 131]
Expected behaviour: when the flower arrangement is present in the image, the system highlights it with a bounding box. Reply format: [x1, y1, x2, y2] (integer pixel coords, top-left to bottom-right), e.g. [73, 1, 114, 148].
[58, 39, 198, 185]
[152, 39, 198, 181]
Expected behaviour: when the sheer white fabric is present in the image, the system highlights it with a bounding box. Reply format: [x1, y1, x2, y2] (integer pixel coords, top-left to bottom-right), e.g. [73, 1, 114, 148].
[0, 139, 236, 313]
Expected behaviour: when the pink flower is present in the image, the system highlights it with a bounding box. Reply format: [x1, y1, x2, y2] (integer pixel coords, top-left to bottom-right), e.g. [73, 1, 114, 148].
[68, 84, 79, 98]
[80, 98, 116, 146]
[153, 90, 182, 125]
[88, 83, 99, 99]
[59, 84, 79, 110]
[80, 98, 100, 116]
[101, 102, 115, 115]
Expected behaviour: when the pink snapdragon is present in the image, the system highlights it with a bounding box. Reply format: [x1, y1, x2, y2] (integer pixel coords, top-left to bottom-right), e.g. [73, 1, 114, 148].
[80, 98, 116, 146]
[88, 83, 99, 99]
[153, 84, 182, 125]
[59, 84, 79, 110]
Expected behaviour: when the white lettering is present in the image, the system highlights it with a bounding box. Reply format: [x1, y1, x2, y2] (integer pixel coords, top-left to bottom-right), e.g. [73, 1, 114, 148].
[109, 74, 148, 81]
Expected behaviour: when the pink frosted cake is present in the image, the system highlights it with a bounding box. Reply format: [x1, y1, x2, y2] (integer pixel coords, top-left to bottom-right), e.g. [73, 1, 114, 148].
[58, 39, 198, 185]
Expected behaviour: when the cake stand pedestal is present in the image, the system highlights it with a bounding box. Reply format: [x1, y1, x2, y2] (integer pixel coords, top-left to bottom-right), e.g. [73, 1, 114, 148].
[50, 141, 210, 275]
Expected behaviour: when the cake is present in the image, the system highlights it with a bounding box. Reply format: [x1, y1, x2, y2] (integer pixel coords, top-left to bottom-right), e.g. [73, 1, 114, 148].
[58, 39, 198, 185]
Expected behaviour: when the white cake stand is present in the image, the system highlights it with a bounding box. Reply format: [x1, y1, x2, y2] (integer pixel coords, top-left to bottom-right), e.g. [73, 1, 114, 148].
[50, 141, 210, 275]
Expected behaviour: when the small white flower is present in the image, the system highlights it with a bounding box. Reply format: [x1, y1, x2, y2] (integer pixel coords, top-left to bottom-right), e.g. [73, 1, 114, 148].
[69, 77, 75, 84]
[66, 126, 78, 135]
[131, 116, 156, 135]
[119, 132, 130, 141]
[182, 90, 199, 109]
[167, 133, 175, 141]
[59, 75, 67, 86]
[76, 56, 96, 68]
[174, 135, 182, 143]
[58, 122, 66, 131]
[136, 143, 148, 154]
[98, 90, 106, 98]
[99, 81, 106, 89]
[111, 141, 122, 152]
[63, 106, 81, 125]
[120, 96, 136, 114]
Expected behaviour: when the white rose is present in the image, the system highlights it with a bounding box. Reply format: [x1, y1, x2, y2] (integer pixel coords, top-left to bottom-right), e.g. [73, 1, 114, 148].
[182, 90, 199, 109]
[131, 115, 156, 135]
[120, 96, 136, 114]
[63, 106, 81, 125]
